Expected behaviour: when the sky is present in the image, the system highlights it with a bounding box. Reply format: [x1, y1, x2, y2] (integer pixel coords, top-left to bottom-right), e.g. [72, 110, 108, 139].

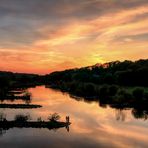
[0, 0, 148, 74]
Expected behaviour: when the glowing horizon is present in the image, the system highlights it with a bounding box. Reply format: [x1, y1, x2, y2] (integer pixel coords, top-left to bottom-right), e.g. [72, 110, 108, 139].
[0, 0, 148, 74]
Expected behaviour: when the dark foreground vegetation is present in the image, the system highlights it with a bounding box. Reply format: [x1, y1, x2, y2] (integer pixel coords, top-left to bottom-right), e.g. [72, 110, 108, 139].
[0, 113, 70, 135]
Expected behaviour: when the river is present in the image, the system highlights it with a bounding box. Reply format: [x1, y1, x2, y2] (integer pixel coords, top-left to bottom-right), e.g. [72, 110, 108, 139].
[0, 86, 148, 148]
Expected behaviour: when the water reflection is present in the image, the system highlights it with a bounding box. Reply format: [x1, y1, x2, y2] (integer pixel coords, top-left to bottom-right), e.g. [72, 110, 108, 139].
[0, 86, 148, 148]
[0, 88, 41, 109]
[115, 109, 126, 121]
[132, 108, 148, 120]
[70, 93, 148, 121]
[0, 89, 32, 104]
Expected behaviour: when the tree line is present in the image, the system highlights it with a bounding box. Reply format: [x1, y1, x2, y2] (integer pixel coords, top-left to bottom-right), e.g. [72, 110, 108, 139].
[44, 59, 148, 86]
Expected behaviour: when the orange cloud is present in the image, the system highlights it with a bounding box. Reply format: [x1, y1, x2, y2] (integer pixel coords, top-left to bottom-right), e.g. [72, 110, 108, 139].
[0, 3, 148, 74]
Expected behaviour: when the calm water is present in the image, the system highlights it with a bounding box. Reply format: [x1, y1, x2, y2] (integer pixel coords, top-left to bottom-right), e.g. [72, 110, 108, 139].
[0, 86, 148, 148]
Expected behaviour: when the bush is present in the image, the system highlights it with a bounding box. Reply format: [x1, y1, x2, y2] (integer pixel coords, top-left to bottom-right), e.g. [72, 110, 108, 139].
[84, 83, 96, 96]
[108, 85, 118, 96]
[132, 88, 144, 99]
[48, 113, 60, 122]
[114, 89, 132, 103]
[74, 83, 85, 96]
[69, 82, 77, 92]
[15, 114, 31, 122]
[99, 85, 109, 98]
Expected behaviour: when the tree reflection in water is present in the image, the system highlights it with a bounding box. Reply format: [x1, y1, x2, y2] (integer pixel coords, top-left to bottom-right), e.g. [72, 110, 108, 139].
[115, 109, 126, 121]
[132, 109, 148, 120]
[70, 94, 148, 121]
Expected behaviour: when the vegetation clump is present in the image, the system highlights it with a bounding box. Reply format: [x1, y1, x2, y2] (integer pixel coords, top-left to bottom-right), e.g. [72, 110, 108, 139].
[48, 113, 61, 122]
[14, 114, 31, 122]
[132, 87, 144, 100]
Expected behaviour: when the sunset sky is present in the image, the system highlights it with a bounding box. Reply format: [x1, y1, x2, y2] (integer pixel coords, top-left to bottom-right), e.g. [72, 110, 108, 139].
[0, 0, 148, 74]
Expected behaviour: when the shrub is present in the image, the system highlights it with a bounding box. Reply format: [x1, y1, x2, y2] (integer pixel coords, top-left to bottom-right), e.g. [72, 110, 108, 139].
[15, 114, 31, 122]
[84, 83, 96, 96]
[99, 85, 109, 98]
[132, 87, 144, 99]
[48, 113, 60, 122]
[69, 82, 77, 92]
[108, 85, 118, 96]
[74, 83, 85, 96]
[114, 89, 132, 103]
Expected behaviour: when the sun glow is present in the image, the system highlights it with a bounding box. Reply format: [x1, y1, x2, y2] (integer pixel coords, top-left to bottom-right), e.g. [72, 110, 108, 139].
[0, 1, 147, 74]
